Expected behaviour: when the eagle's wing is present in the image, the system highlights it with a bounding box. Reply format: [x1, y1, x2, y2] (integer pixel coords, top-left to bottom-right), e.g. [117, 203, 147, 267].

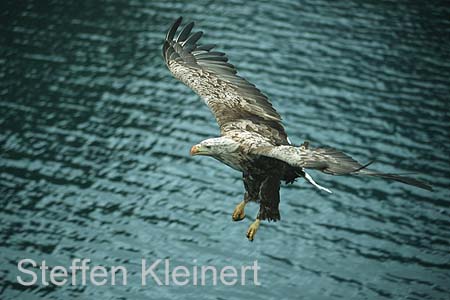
[252, 146, 368, 175]
[163, 17, 288, 145]
[253, 145, 432, 190]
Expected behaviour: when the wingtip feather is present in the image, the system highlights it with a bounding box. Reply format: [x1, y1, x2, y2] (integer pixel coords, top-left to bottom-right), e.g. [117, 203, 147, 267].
[177, 21, 195, 42]
[166, 16, 183, 41]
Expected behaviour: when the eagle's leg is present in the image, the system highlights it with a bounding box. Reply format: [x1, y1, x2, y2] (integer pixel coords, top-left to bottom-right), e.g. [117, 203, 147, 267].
[246, 176, 281, 241]
[258, 176, 281, 221]
[246, 216, 260, 242]
[232, 197, 248, 221]
[234, 173, 262, 222]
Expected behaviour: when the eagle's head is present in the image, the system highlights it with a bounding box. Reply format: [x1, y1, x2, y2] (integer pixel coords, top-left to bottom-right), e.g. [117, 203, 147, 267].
[190, 137, 239, 157]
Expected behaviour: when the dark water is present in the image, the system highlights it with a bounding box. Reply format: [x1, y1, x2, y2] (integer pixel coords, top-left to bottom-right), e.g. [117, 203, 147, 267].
[1, 0, 450, 299]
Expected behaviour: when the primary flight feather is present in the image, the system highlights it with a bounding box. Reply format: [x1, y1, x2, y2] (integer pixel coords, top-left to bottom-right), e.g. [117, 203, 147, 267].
[162, 17, 431, 241]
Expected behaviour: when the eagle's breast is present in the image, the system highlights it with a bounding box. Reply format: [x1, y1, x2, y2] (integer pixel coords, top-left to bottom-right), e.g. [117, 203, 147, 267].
[214, 151, 252, 172]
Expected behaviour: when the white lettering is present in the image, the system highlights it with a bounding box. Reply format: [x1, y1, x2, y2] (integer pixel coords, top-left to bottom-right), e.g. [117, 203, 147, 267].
[111, 265, 127, 285]
[90, 266, 107, 286]
[141, 259, 162, 286]
[172, 266, 189, 286]
[201, 266, 217, 286]
[220, 266, 238, 285]
[17, 259, 37, 286]
[50, 266, 67, 286]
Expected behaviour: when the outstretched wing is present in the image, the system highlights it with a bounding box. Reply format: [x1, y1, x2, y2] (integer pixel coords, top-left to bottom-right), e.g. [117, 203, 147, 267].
[163, 17, 288, 145]
[253, 145, 432, 190]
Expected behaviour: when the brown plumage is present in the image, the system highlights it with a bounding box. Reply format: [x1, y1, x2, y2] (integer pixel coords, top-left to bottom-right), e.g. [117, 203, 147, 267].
[162, 17, 431, 241]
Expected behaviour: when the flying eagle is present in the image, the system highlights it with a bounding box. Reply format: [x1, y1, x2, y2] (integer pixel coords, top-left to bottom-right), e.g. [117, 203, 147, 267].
[162, 17, 431, 241]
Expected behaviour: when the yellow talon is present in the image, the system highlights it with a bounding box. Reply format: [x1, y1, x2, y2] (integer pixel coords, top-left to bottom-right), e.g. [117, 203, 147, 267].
[246, 219, 260, 241]
[232, 201, 246, 221]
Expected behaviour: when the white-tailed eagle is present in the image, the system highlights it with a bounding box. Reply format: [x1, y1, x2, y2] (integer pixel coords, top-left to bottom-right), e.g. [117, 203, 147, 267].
[162, 17, 431, 241]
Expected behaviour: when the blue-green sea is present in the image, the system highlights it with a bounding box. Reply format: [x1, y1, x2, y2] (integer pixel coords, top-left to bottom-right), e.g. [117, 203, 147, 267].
[1, 0, 449, 299]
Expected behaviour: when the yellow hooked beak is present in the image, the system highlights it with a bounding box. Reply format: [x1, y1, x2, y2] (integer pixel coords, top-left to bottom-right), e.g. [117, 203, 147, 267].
[190, 144, 210, 156]
[190, 145, 199, 156]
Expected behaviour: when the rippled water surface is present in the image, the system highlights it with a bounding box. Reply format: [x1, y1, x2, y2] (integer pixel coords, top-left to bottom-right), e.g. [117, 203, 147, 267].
[1, 0, 450, 299]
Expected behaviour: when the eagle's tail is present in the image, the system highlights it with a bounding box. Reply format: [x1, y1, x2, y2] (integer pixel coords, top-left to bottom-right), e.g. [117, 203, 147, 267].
[312, 147, 433, 190]
[356, 169, 432, 190]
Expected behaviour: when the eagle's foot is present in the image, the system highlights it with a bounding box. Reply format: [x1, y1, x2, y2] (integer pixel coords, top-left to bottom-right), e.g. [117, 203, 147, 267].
[232, 201, 246, 221]
[246, 219, 260, 241]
